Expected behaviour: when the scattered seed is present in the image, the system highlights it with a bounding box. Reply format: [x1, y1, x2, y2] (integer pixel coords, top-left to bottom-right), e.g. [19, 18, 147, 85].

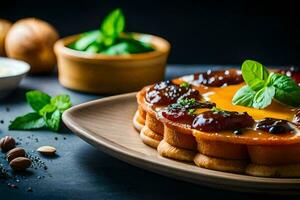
[37, 146, 56, 156]
[9, 157, 32, 171]
[6, 147, 26, 162]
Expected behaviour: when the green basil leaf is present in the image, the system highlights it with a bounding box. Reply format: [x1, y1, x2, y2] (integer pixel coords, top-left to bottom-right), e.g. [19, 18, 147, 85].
[252, 86, 275, 109]
[101, 39, 153, 55]
[51, 94, 72, 112]
[241, 60, 269, 91]
[85, 42, 102, 53]
[9, 112, 46, 130]
[26, 90, 51, 112]
[232, 86, 256, 107]
[101, 8, 125, 46]
[71, 30, 101, 51]
[44, 109, 61, 132]
[39, 104, 56, 116]
[269, 73, 300, 107]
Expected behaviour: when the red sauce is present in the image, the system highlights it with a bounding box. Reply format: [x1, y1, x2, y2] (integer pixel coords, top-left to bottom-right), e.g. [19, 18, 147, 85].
[192, 69, 243, 87]
[192, 110, 255, 132]
[161, 100, 215, 125]
[145, 81, 200, 106]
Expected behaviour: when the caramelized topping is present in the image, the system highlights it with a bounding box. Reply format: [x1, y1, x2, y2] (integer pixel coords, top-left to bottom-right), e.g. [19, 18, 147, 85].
[192, 109, 255, 132]
[146, 81, 200, 106]
[255, 118, 294, 134]
[193, 69, 243, 87]
[161, 98, 215, 124]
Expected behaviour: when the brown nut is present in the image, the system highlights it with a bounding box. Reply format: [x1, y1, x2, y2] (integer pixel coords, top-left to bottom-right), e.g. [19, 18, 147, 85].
[0, 136, 16, 152]
[7, 147, 26, 162]
[9, 157, 31, 171]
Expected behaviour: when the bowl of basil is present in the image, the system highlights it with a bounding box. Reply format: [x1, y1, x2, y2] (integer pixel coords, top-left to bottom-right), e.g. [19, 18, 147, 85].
[54, 8, 170, 94]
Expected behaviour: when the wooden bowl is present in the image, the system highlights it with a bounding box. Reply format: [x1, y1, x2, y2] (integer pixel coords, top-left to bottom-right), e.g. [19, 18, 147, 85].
[54, 33, 170, 94]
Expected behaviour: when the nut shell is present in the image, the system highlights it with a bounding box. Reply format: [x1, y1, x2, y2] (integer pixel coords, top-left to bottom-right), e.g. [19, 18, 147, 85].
[0, 136, 16, 152]
[7, 147, 26, 162]
[9, 157, 32, 171]
[5, 18, 59, 74]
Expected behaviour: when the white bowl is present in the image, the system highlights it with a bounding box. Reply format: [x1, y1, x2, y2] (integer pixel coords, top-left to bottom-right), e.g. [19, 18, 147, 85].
[0, 57, 30, 99]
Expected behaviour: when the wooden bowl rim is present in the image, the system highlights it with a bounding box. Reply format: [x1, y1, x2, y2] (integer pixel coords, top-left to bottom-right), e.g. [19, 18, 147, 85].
[54, 32, 171, 61]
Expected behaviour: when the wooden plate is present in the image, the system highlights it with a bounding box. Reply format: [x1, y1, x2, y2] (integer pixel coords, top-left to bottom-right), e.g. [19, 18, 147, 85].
[62, 93, 300, 194]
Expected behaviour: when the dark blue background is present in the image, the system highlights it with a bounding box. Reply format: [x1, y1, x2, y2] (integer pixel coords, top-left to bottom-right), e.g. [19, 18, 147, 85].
[1, 0, 300, 65]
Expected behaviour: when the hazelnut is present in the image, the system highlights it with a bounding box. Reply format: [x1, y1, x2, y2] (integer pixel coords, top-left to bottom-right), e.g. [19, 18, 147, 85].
[7, 147, 26, 162]
[9, 157, 31, 171]
[0, 136, 16, 152]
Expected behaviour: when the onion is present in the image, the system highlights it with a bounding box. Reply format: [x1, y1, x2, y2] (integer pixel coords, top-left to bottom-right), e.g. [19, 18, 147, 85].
[0, 19, 12, 56]
[5, 18, 59, 74]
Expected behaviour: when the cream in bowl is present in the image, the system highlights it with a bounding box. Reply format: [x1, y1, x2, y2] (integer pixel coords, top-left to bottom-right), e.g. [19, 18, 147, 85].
[0, 57, 30, 98]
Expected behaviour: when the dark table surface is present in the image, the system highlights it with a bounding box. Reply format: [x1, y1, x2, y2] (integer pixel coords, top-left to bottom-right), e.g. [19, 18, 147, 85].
[0, 65, 297, 200]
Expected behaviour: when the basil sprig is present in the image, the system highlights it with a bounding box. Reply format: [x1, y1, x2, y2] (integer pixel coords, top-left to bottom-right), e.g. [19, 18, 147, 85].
[232, 60, 300, 109]
[9, 90, 72, 132]
[69, 8, 154, 55]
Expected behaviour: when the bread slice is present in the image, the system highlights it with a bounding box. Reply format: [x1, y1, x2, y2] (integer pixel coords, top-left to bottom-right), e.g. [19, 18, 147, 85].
[157, 140, 196, 162]
[145, 113, 164, 135]
[140, 126, 163, 148]
[248, 144, 300, 165]
[246, 163, 300, 177]
[198, 139, 248, 160]
[133, 110, 145, 131]
[164, 125, 197, 150]
[194, 153, 247, 173]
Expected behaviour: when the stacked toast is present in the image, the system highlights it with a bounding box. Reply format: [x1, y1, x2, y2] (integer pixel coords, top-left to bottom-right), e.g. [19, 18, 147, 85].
[133, 69, 300, 177]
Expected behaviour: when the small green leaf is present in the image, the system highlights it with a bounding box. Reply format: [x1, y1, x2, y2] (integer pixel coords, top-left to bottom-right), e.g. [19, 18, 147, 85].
[85, 43, 102, 53]
[9, 113, 46, 130]
[26, 90, 51, 112]
[39, 104, 56, 116]
[180, 82, 190, 88]
[188, 109, 195, 115]
[44, 110, 61, 132]
[51, 94, 72, 112]
[101, 8, 125, 46]
[252, 86, 275, 109]
[269, 73, 300, 107]
[178, 98, 196, 106]
[232, 86, 256, 107]
[241, 60, 269, 91]
[70, 30, 101, 51]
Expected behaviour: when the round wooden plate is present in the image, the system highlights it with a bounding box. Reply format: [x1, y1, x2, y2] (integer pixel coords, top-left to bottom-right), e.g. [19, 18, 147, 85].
[62, 93, 300, 194]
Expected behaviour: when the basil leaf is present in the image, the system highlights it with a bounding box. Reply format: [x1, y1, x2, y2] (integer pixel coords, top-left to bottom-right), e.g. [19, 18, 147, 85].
[51, 94, 72, 112]
[101, 40, 153, 55]
[241, 60, 269, 91]
[101, 8, 125, 46]
[9, 112, 46, 130]
[252, 86, 275, 109]
[86, 43, 102, 53]
[71, 30, 101, 51]
[269, 73, 300, 107]
[39, 104, 56, 116]
[26, 90, 51, 112]
[44, 109, 61, 132]
[232, 86, 256, 107]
